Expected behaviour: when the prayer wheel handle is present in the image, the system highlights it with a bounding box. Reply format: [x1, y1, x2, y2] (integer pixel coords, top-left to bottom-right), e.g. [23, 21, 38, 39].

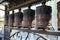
[28, 5, 32, 9]
[41, 0, 46, 5]
[19, 8, 21, 11]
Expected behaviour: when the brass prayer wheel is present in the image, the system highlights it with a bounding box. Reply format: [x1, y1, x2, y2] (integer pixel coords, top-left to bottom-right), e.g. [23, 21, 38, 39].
[8, 14, 14, 27]
[14, 9, 23, 27]
[23, 7, 35, 28]
[57, 1, 60, 29]
[36, 4, 52, 29]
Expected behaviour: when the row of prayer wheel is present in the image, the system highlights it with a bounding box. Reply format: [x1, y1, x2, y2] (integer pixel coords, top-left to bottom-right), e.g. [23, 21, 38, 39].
[5, 1, 52, 29]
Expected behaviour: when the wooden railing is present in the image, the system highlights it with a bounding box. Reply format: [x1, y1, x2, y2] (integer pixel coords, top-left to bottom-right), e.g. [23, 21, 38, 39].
[10, 27, 60, 40]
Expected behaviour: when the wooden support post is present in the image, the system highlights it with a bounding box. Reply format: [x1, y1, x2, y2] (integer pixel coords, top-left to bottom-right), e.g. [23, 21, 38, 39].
[5, 5, 9, 26]
[4, 5, 10, 40]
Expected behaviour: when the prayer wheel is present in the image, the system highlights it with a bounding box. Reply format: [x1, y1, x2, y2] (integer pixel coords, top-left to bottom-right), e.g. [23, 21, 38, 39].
[8, 14, 14, 27]
[57, 1, 60, 30]
[22, 6, 35, 28]
[36, 2, 52, 29]
[14, 9, 23, 27]
[8, 11, 14, 27]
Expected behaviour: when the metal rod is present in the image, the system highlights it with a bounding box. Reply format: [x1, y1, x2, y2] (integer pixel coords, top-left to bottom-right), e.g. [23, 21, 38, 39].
[25, 32, 29, 40]
[33, 33, 47, 40]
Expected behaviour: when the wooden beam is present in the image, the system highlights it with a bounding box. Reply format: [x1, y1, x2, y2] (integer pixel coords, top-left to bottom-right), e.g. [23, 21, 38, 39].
[8, 0, 50, 11]
[9, 0, 39, 11]
[11, 27, 60, 36]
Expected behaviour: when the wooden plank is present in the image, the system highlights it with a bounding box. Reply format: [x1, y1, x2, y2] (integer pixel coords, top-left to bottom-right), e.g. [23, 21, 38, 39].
[9, 0, 40, 11]
[8, 0, 50, 11]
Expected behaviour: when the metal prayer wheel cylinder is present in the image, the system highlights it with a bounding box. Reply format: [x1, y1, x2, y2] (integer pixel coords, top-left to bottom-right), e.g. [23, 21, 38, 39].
[57, 12, 60, 29]
[57, 2, 60, 12]
[36, 5, 52, 29]
[23, 9, 35, 27]
[8, 14, 14, 27]
[14, 12, 23, 27]
[57, 2, 60, 29]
